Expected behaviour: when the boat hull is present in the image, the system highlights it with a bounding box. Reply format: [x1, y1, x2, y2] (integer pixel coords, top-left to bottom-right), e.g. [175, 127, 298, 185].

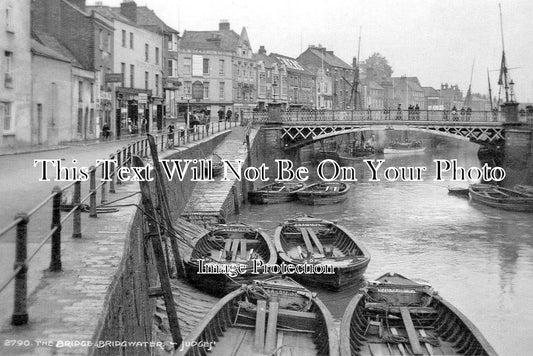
[469, 184, 533, 212]
[296, 182, 350, 205]
[383, 147, 426, 154]
[340, 272, 497, 356]
[289, 260, 369, 289]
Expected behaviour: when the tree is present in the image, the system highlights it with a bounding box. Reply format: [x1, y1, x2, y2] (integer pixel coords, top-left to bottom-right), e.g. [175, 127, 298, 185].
[360, 53, 393, 83]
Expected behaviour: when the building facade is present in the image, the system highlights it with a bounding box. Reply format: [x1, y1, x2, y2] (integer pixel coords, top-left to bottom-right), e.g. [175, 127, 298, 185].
[253, 45, 288, 109]
[298, 45, 355, 110]
[1, 0, 32, 148]
[270, 53, 316, 109]
[390, 76, 425, 109]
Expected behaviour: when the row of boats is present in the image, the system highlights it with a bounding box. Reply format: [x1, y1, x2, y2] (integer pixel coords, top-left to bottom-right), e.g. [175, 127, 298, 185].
[249, 182, 350, 205]
[178, 217, 496, 355]
[449, 183, 533, 212]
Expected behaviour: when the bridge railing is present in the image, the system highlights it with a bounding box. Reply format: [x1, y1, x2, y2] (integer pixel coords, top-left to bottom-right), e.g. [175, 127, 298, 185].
[0, 118, 241, 326]
[245, 109, 504, 123]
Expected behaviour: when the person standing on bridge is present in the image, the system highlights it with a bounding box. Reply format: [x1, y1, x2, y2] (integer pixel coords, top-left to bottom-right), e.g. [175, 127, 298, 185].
[396, 104, 402, 120]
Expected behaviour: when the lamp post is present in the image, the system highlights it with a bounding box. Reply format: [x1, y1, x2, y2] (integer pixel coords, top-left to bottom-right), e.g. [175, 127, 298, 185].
[183, 94, 191, 142]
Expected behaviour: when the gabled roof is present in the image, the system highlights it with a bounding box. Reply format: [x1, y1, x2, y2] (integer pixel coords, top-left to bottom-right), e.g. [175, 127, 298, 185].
[422, 86, 440, 97]
[253, 52, 277, 68]
[300, 47, 353, 70]
[87, 6, 135, 26]
[270, 53, 310, 74]
[31, 39, 71, 63]
[366, 80, 384, 90]
[180, 30, 240, 52]
[392, 77, 424, 92]
[135, 6, 179, 34]
[32, 31, 82, 67]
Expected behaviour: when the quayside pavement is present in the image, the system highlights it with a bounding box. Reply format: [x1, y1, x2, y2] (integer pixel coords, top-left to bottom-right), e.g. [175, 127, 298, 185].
[0, 128, 239, 355]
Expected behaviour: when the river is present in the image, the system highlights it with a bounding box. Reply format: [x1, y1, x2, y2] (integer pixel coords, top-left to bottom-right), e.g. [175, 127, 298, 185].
[233, 143, 533, 356]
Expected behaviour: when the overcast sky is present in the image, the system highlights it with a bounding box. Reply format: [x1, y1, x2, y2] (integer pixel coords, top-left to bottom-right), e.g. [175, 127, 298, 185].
[93, 0, 533, 102]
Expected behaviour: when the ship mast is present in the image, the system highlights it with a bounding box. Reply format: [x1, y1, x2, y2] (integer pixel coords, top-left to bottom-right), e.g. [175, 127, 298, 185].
[498, 3, 511, 103]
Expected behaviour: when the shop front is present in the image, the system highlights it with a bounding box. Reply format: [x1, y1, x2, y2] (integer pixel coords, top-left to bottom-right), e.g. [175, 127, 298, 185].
[115, 87, 152, 137]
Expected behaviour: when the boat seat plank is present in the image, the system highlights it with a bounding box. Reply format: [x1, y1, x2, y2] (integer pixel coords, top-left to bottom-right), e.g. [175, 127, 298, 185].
[300, 228, 315, 255]
[400, 306, 423, 355]
[240, 239, 247, 260]
[420, 329, 434, 356]
[224, 239, 232, 253]
[254, 300, 267, 352]
[390, 328, 406, 356]
[265, 301, 279, 353]
[231, 239, 240, 261]
[306, 228, 325, 255]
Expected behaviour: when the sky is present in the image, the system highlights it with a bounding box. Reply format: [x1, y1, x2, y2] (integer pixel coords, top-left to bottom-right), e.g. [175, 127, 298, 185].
[92, 0, 533, 102]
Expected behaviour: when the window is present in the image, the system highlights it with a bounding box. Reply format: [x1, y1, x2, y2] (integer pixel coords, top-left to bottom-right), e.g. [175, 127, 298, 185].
[145, 71, 149, 90]
[120, 62, 126, 86]
[203, 58, 209, 75]
[259, 73, 266, 96]
[4, 51, 13, 88]
[107, 32, 111, 52]
[155, 47, 159, 65]
[77, 108, 83, 134]
[168, 33, 178, 51]
[78, 81, 83, 102]
[121, 30, 126, 47]
[1, 102, 12, 131]
[90, 83, 94, 102]
[89, 108, 94, 134]
[219, 59, 225, 76]
[183, 57, 191, 75]
[145, 43, 149, 62]
[99, 29, 103, 50]
[168, 59, 177, 77]
[129, 32, 134, 49]
[219, 82, 225, 99]
[155, 74, 159, 96]
[184, 81, 191, 95]
[130, 65, 134, 87]
[203, 82, 209, 99]
[6, 5, 14, 32]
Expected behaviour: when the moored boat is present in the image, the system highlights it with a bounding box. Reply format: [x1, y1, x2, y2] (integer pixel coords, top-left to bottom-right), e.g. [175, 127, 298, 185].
[340, 272, 497, 356]
[185, 224, 277, 296]
[274, 216, 370, 289]
[209, 153, 224, 177]
[469, 183, 533, 212]
[514, 184, 533, 196]
[248, 182, 306, 204]
[296, 181, 350, 205]
[176, 276, 339, 356]
[447, 186, 470, 197]
[384, 141, 426, 154]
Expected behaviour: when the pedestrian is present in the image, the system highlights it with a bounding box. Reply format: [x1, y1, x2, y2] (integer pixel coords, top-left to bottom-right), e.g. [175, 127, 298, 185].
[451, 106, 458, 121]
[218, 108, 224, 122]
[466, 107, 472, 121]
[226, 109, 233, 121]
[167, 123, 175, 148]
[102, 123, 111, 140]
[414, 104, 420, 120]
[460, 107, 466, 121]
[396, 104, 402, 120]
[141, 118, 147, 134]
[127, 118, 132, 134]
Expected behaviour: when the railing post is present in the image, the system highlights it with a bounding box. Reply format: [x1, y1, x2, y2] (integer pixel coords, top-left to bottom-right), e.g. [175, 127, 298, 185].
[101, 177, 107, 204]
[12, 213, 29, 326]
[116, 150, 122, 185]
[49, 186, 62, 272]
[89, 166, 97, 218]
[224, 120, 227, 130]
[109, 158, 116, 193]
[72, 181, 82, 238]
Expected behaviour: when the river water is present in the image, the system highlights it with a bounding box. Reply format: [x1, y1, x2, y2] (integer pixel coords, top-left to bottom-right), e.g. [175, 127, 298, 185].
[233, 143, 533, 356]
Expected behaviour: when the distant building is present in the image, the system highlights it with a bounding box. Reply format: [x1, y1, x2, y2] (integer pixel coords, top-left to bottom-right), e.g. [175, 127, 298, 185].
[253, 46, 288, 109]
[361, 80, 384, 109]
[32, 0, 114, 141]
[439, 83, 463, 110]
[298, 45, 355, 109]
[89, 1, 165, 137]
[390, 76, 425, 109]
[423, 86, 442, 110]
[315, 67, 333, 109]
[1, 0, 32, 148]
[177, 20, 255, 121]
[270, 53, 316, 109]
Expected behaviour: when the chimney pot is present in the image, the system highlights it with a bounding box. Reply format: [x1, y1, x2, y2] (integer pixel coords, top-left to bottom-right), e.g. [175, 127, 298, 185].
[219, 20, 230, 31]
[120, 0, 137, 23]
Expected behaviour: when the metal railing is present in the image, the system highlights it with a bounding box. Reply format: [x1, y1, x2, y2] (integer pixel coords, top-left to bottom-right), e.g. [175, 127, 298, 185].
[0, 118, 240, 326]
[244, 109, 511, 123]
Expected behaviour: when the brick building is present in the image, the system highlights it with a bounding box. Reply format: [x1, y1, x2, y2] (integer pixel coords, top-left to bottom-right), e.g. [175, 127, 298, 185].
[253, 45, 288, 109]
[177, 20, 256, 121]
[390, 76, 425, 109]
[298, 45, 355, 109]
[1, 0, 32, 148]
[88, 1, 165, 137]
[270, 53, 316, 109]
[32, 0, 114, 141]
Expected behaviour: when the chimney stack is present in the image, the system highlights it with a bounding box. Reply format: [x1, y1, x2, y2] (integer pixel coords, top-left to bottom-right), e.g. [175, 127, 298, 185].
[69, 0, 86, 10]
[219, 19, 230, 30]
[258, 45, 266, 54]
[120, 0, 137, 23]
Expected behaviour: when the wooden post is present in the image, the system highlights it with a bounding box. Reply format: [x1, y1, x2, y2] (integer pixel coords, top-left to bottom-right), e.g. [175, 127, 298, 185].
[109, 159, 116, 193]
[12, 213, 29, 326]
[254, 300, 267, 351]
[49, 186, 62, 272]
[116, 151, 122, 185]
[265, 301, 279, 353]
[133, 155, 182, 347]
[72, 181, 82, 238]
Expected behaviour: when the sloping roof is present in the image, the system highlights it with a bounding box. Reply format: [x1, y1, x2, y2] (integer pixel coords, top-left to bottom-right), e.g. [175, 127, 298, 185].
[303, 47, 353, 70]
[270, 53, 311, 74]
[32, 31, 82, 67]
[87, 6, 135, 26]
[253, 52, 277, 68]
[135, 6, 179, 34]
[423, 86, 440, 97]
[392, 77, 424, 92]
[367, 81, 384, 90]
[180, 30, 240, 52]
[31, 39, 71, 63]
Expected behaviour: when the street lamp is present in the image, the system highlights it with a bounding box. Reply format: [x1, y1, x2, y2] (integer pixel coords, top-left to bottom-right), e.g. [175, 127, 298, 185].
[183, 94, 191, 141]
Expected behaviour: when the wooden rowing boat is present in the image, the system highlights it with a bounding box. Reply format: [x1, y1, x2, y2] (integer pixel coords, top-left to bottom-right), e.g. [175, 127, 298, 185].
[209, 153, 224, 177]
[296, 181, 350, 205]
[469, 183, 533, 212]
[340, 272, 497, 356]
[384, 142, 426, 154]
[514, 184, 533, 196]
[447, 186, 470, 197]
[176, 276, 339, 356]
[248, 182, 306, 204]
[185, 224, 277, 296]
[273, 216, 370, 290]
